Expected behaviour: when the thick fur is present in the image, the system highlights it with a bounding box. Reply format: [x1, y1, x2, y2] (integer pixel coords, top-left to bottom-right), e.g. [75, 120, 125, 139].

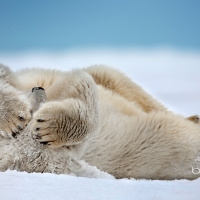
[0, 63, 200, 180]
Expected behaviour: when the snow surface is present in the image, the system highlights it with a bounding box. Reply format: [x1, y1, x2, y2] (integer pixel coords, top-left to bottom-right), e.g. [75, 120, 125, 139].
[0, 170, 200, 200]
[0, 48, 200, 200]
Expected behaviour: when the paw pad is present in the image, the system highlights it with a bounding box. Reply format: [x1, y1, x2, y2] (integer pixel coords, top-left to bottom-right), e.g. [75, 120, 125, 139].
[31, 87, 44, 92]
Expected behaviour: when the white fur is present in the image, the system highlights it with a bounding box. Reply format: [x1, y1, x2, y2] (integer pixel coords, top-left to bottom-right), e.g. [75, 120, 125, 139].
[0, 64, 200, 180]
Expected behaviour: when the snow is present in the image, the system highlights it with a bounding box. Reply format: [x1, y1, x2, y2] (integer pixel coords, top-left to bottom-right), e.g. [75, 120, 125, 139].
[0, 48, 200, 200]
[0, 170, 200, 200]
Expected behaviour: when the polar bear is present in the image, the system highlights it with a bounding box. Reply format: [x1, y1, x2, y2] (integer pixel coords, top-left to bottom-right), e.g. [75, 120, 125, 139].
[0, 63, 200, 180]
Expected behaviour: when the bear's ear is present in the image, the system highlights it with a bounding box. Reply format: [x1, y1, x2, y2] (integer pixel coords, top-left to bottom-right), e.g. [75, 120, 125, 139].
[187, 115, 200, 124]
[28, 87, 47, 113]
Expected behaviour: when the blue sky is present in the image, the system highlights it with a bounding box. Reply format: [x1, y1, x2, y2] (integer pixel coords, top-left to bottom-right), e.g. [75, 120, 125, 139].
[0, 0, 200, 52]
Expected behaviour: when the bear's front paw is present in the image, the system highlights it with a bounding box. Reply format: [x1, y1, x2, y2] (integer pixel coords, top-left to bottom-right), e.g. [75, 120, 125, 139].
[32, 102, 68, 148]
[0, 85, 31, 138]
[32, 100, 90, 148]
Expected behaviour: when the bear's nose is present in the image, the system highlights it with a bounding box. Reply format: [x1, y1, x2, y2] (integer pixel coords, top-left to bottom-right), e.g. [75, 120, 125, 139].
[32, 87, 44, 92]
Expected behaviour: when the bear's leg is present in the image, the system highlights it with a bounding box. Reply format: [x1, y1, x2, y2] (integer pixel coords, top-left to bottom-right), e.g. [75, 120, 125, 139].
[85, 66, 199, 122]
[0, 64, 32, 138]
[31, 70, 99, 153]
[84, 65, 167, 113]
